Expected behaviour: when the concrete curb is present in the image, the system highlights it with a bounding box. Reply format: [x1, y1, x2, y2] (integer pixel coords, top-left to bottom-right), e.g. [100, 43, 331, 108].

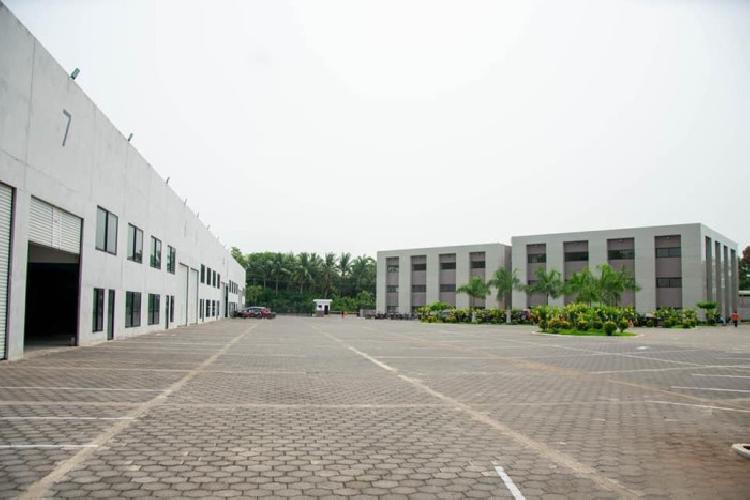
[732, 443, 750, 459]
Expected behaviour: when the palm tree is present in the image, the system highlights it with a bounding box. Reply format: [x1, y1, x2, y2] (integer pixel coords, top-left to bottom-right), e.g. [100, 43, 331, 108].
[456, 277, 490, 311]
[488, 268, 521, 309]
[338, 252, 352, 295]
[598, 264, 639, 306]
[270, 253, 290, 295]
[525, 267, 563, 304]
[295, 252, 314, 293]
[488, 268, 522, 322]
[350, 255, 375, 295]
[564, 267, 600, 306]
[321, 252, 338, 298]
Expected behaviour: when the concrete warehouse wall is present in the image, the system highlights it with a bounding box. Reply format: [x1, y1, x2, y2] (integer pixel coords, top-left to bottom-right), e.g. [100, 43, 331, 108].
[0, 3, 245, 360]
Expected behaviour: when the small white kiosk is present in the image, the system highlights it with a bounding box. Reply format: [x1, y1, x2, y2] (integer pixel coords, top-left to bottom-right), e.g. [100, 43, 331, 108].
[313, 299, 332, 316]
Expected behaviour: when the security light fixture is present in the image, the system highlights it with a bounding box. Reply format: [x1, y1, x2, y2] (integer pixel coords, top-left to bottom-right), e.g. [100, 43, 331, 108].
[127, 133, 133, 142]
[70, 68, 80, 80]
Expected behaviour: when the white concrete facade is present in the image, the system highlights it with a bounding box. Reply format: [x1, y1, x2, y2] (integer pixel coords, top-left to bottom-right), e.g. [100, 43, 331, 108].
[376, 243, 511, 314]
[377, 224, 738, 315]
[0, 4, 245, 360]
[511, 224, 738, 314]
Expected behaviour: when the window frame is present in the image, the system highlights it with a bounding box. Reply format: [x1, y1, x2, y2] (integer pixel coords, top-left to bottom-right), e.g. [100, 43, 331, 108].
[125, 291, 142, 328]
[166, 245, 176, 274]
[127, 224, 143, 263]
[656, 247, 681, 258]
[93, 288, 104, 332]
[147, 293, 160, 325]
[150, 236, 162, 269]
[95, 207, 118, 255]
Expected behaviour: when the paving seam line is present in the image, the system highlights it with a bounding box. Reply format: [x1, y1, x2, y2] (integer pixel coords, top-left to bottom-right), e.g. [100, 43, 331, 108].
[18, 322, 258, 500]
[313, 326, 643, 499]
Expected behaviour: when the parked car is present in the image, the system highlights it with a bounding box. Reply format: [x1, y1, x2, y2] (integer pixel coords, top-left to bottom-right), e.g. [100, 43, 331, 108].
[235, 306, 276, 319]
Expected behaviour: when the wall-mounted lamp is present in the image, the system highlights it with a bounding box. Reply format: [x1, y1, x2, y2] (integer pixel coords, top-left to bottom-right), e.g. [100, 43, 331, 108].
[70, 68, 80, 80]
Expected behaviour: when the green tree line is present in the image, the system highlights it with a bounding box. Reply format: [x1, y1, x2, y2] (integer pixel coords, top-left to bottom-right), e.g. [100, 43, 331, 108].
[231, 249, 376, 313]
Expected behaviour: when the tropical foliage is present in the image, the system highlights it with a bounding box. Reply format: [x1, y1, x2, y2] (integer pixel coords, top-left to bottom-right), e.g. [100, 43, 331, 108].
[740, 246, 750, 290]
[231, 248, 376, 313]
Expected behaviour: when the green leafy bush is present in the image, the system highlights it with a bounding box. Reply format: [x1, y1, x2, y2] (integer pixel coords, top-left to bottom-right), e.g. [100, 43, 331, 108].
[592, 319, 603, 330]
[603, 321, 617, 336]
[547, 319, 563, 333]
[577, 320, 590, 331]
[618, 319, 628, 332]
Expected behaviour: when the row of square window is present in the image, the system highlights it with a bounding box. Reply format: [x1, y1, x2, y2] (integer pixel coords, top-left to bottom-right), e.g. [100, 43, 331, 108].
[387, 284, 456, 293]
[387, 261, 485, 273]
[96, 207, 176, 272]
[391, 278, 683, 295]
[92, 289, 224, 331]
[527, 248, 680, 264]
[200, 264, 221, 289]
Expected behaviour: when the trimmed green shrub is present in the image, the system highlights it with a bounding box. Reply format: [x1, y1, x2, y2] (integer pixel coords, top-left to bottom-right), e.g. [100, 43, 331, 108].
[592, 319, 603, 330]
[548, 319, 563, 333]
[577, 320, 590, 331]
[603, 321, 617, 336]
[618, 319, 628, 332]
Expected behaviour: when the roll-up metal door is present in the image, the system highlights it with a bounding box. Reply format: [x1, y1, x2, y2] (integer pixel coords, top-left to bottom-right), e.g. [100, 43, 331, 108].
[29, 197, 81, 254]
[0, 184, 12, 359]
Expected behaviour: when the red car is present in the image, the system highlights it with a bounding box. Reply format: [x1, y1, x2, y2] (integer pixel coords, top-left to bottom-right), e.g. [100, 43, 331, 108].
[235, 306, 276, 319]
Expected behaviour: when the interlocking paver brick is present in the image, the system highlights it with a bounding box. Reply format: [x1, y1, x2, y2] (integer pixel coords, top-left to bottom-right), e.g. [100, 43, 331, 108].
[0, 318, 747, 498]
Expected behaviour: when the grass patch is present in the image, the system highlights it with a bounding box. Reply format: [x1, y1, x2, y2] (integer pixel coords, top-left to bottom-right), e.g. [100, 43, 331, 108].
[544, 329, 636, 337]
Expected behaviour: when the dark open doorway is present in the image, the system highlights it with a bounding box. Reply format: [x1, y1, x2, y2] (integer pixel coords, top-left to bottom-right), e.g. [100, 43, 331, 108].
[24, 243, 80, 351]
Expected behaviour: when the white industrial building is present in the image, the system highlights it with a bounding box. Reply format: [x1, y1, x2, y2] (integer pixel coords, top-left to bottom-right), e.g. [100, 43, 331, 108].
[378, 224, 739, 316]
[0, 4, 245, 360]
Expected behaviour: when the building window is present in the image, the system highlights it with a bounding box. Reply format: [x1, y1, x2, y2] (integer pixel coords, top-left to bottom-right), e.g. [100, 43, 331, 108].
[656, 277, 682, 288]
[213, 270, 217, 287]
[564, 251, 588, 262]
[440, 283, 456, 292]
[166, 246, 176, 274]
[150, 236, 162, 269]
[200, 299, 204, 319]
[386, 285, 398, 293]
[205, 299, 210, 318]
[412, 263, 426, 271]
[386, 257, 399, 273]
[125, 291, 142, 327]
[608, 249, 635, 260]
[126, 224, 143, 263]
[528, 253, 546, 263]
[93, 288, 104, 332]
[470, 261, 485, 269]
[412, 284, 426, 293]
[386, 306, 398, 313]
[656, 247, 681, 258]
[440, 262, 456, 270]
[147, 293, 160, 325]
[170, 295, 175, 322]
[95, 207, 117, 254]
[201, 265, 205, 283]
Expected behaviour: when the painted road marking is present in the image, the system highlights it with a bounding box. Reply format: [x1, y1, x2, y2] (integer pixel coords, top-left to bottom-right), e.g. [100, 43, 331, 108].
[692, 374, 750, 379]
[494, 463, 526, 500]
[0, 444, 98, 449]
[646, 401, 750, 414]
[670, 386, 750, 393]
[0, 386, 162, 392]
[0, 416, 134, 420]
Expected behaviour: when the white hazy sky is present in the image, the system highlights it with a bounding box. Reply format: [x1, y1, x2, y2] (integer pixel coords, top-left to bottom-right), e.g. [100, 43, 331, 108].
[6, 0, 749, 256]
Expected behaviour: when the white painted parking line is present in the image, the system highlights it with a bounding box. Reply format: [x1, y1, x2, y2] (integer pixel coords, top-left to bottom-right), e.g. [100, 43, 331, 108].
[0, 386, 162, 392]
[670, 386, 750, 393]
[594, 365, 750, 374]
[646, 401, 750, 413]
[0, 444, 98, 449]
[494, 463, 526, 500]
[692, 374, 750, 379]
[0, 416, 134, 420]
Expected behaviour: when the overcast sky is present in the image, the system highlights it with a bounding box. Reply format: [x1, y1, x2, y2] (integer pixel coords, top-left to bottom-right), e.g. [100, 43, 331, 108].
[6, 0, 749, 256]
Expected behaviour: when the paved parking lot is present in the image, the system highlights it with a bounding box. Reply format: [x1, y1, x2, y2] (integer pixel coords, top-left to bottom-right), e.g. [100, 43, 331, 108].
[0, 318, 748, 499]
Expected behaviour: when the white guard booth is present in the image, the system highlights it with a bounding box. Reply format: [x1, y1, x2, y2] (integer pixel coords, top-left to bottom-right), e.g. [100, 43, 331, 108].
[313, 299, 332, 316]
